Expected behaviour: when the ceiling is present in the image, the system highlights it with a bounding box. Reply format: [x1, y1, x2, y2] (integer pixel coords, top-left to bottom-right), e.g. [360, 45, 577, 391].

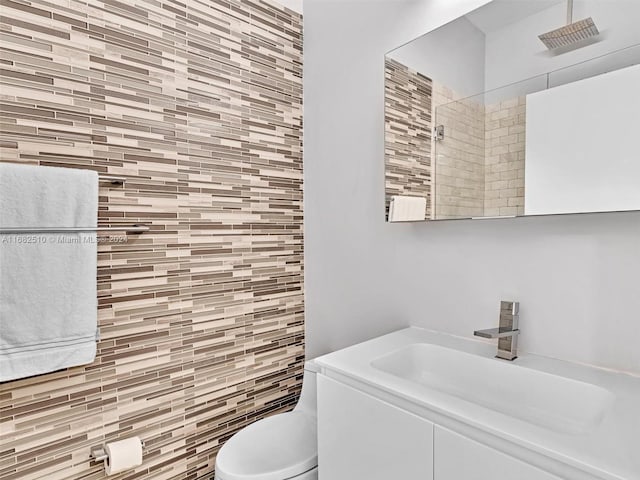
[466, 0, 565, 33]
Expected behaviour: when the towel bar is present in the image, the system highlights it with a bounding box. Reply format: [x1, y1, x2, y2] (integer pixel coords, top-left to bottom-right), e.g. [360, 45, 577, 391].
[0, 175, 140, 234]
[0, 225, 149, 234]
[99, 175, 126, 185]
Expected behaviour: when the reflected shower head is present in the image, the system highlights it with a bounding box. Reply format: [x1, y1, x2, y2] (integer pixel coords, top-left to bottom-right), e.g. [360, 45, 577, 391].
[539, 17, 600, 50]
[538, 1, 600, 50]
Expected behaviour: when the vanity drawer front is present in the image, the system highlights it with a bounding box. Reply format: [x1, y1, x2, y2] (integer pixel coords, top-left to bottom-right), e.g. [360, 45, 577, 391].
[317, 375, 434, 480]
[434, 426, 561, 480]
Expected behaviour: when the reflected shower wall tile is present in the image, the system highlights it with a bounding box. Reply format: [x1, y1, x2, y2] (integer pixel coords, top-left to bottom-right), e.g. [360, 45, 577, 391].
[484, 96, 526, 216]
[432, 81, 485, 219]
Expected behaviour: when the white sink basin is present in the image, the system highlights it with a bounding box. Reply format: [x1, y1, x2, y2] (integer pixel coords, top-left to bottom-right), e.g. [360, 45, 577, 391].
[371, 343, 615, 435]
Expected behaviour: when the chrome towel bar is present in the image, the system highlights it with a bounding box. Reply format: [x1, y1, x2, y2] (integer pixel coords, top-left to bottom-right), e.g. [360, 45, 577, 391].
[99, 175, 126, 185]
[0, 174, 143, 234]
[0, 225, 149, 234]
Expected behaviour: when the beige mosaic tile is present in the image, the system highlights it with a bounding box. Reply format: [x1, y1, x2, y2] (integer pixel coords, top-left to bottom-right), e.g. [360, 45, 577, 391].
[0, 0, 304, 478]
[384, 58, 433, 218]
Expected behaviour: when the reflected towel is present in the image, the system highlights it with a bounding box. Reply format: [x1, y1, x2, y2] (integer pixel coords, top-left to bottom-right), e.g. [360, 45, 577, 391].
[388, 196, 427, 222]
[0, 163, 98, 381]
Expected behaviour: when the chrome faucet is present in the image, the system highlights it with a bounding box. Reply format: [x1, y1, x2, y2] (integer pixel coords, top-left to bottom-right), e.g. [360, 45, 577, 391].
[474, 301, 520, 361]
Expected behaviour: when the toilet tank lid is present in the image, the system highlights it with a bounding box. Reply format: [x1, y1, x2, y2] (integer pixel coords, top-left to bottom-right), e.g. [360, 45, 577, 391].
[215, 411, 317, 480]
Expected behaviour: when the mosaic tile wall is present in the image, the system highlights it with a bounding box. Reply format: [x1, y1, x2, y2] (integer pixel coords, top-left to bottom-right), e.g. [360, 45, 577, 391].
[484, 97, 526, 217]
[384, 58, 432, 218]
[0, 0, 303, 479]
[432, 82, 485, 219]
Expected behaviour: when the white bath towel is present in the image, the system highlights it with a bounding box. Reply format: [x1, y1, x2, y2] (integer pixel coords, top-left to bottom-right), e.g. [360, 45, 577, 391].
[0, 163, 98, 381]
[388, 195, 427, 222]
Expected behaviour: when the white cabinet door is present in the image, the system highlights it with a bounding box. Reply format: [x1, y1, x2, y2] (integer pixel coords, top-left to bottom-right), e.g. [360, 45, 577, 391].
[434, 426, 561, 480]
[317, 375, 434, 480]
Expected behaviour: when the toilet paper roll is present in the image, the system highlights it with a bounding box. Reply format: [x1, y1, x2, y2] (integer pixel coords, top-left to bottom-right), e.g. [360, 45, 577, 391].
[104, 437, 143, 476]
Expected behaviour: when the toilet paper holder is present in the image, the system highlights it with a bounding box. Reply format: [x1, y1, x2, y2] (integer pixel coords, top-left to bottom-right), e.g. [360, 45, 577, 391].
[91, 440, 145, 463]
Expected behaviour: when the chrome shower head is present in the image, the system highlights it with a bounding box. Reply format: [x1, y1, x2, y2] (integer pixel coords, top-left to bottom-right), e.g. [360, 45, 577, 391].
[538, 0, 600, 50]
[539, 17, 600, 50]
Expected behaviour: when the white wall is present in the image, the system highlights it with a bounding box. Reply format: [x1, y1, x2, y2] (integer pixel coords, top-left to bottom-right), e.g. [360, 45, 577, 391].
[485, 0, 640, 90]
[525, 64, 640, 216]
[273, 0, 303, 14]
[388, 16, 486, 98]
[304, 0, 640, 375]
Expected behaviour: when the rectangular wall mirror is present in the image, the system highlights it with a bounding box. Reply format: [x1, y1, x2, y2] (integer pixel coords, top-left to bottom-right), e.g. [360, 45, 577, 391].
[384, 0, 640, 222]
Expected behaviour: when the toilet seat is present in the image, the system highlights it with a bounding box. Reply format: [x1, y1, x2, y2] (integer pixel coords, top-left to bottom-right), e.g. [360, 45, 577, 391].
[215, 411, 317, 480]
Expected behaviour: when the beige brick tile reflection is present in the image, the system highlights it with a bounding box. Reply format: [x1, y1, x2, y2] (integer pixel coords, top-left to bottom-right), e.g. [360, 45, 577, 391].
[484, 96, 526, 216]
[432, 82, 485, 219]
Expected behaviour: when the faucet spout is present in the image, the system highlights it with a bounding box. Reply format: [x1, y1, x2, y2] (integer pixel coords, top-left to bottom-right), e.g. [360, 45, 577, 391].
[473, 327, 519, 339]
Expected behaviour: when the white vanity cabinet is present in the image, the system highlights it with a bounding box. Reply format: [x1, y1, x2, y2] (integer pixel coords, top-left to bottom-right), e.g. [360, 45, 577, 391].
[434, 427, 562, 480]
[317, 375, 434, 480]
[318, 374, 561, 480]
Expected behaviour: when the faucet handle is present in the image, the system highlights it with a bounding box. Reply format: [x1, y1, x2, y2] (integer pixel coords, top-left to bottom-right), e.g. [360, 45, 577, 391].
[501, 300, 519, 316]
[499, 300, 519, 331]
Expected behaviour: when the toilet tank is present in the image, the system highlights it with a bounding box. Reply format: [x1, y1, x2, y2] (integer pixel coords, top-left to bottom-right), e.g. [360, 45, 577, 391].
[294, 360, 319, 416]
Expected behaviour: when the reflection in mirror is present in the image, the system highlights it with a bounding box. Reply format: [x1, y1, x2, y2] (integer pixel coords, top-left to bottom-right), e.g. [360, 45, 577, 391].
[384, 0, 640, 222]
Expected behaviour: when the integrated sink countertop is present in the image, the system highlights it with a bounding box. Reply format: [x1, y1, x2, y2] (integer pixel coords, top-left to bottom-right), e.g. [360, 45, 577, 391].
[315, 327, 640, 480]
[371, 343, 615, 436]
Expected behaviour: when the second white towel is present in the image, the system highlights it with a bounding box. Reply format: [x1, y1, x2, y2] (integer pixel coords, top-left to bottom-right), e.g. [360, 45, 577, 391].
[388, 195, 427, 222]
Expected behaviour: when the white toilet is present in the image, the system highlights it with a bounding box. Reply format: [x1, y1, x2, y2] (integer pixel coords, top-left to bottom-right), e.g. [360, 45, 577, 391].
[214, 361, 319, 480]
